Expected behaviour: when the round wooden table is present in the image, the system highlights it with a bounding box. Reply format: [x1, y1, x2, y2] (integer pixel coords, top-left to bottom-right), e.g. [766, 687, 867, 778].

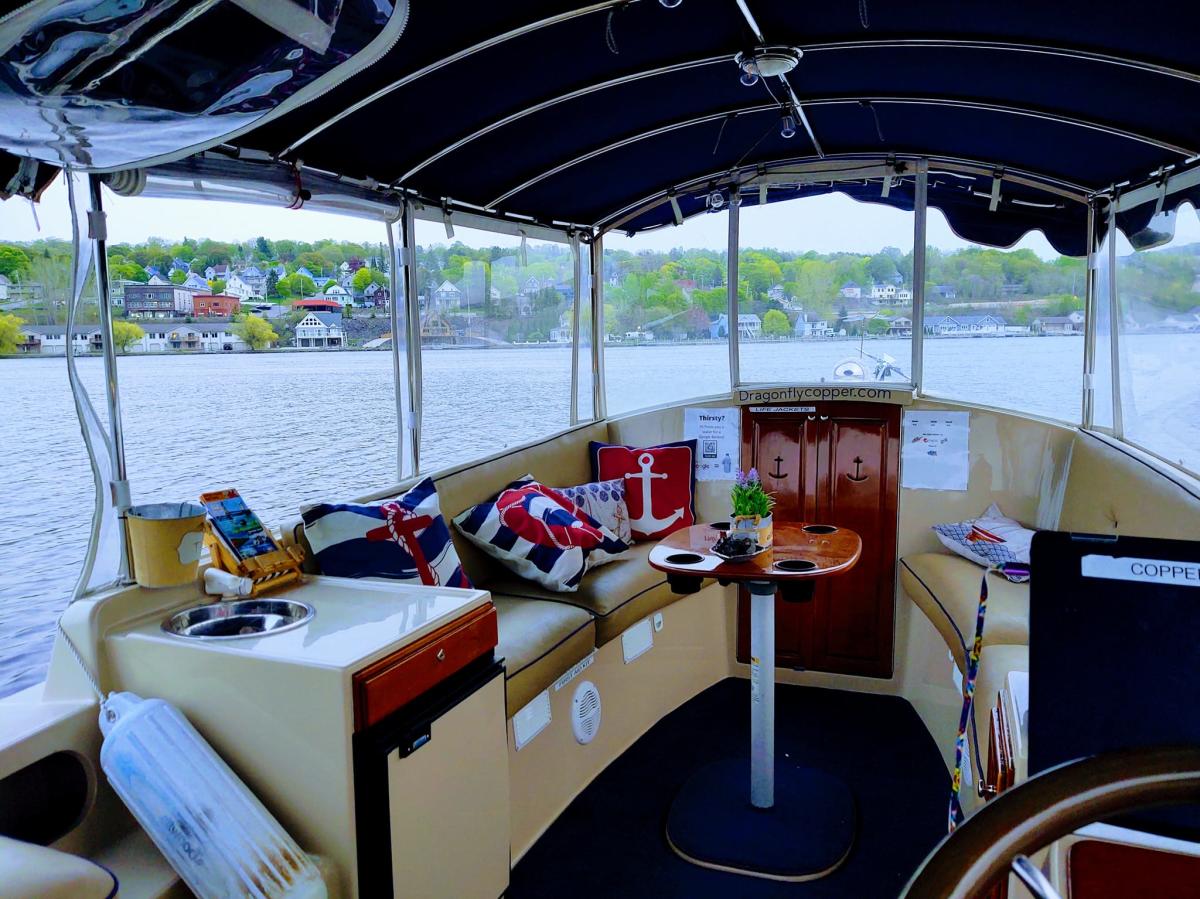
[648, 521, 862, 881]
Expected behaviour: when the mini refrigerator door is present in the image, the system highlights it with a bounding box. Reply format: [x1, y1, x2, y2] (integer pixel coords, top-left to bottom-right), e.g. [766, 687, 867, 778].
[354, 662, 509, 898]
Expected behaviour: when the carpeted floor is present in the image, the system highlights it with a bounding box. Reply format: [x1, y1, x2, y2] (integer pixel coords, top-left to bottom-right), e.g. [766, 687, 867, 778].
[510, 678, 949, 898]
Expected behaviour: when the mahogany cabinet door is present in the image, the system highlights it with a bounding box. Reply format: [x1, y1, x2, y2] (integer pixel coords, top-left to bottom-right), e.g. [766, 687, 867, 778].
[809, 405, 899, 677]
[736, 403, 899, 678]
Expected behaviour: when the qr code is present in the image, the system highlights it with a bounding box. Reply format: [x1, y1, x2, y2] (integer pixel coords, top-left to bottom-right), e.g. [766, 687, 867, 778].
[702, 439, 718, 458]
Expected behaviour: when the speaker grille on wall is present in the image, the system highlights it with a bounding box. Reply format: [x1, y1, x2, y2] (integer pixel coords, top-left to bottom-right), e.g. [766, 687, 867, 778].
[571, 680, 602, 745]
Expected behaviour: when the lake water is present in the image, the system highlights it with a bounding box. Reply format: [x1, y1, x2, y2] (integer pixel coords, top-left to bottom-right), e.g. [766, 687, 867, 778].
[2, 334, 1196, 697]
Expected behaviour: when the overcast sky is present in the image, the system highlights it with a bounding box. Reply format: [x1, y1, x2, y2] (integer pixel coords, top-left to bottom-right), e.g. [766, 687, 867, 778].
[1, 174, 1064, 258]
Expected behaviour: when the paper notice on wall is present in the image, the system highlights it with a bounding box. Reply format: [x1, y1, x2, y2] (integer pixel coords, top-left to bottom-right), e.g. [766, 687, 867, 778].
[901, 411, 969, 491]
[684, 407, 739, 481]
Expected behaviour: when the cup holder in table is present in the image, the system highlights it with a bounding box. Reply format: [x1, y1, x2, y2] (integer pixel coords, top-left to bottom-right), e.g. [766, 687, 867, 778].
[802, 524, 837, 535]
[665, 552, 705, 565]
[774, 559, 817, 573]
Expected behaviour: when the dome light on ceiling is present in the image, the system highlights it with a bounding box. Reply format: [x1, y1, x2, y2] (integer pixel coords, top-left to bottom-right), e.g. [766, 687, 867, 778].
[735, 46, 803, 81]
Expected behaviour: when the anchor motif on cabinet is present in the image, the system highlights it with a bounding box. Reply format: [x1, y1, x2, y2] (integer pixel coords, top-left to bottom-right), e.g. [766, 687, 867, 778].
[769, 456, 788, 479]
[847, 456, 869, 483]
[625, 451, 685, 533]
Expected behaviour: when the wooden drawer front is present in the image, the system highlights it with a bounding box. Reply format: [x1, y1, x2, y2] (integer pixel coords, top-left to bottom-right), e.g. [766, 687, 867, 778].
[354, 603, 497, 731]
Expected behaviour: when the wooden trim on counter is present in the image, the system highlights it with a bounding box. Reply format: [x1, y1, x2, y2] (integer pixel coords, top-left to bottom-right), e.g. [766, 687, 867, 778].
[353, 602, 498, 731]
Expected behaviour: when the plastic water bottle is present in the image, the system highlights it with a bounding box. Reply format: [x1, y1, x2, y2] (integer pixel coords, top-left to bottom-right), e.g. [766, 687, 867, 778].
[100, 692, 327, 899]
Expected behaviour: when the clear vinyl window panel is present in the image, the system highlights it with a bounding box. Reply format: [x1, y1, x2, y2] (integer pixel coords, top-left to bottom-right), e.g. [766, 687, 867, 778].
[1113, 200, 1200, 474]
[576, 241, 595, 423]
[921, 207, 1086, 422]
[100, 197, 402, 520]
[736, 193, 914, 386]
[602, 211, 731, 415]
[0, 241, 101, 698]
[413, 221, 575, 472]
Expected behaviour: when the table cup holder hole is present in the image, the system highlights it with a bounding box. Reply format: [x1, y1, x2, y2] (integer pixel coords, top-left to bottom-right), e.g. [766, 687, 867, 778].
[803, 524, 837, 534]
[666, 552, 704, 565]
[709, 522, 730, 531]
[775, 559, 817, 573]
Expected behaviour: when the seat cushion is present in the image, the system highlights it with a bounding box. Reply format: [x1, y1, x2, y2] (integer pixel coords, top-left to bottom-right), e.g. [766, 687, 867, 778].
[900, 553, 1029, 673]
[0, 836, 117, 899]
[493, 595, 595, 713]
[488, 542, 704, 644]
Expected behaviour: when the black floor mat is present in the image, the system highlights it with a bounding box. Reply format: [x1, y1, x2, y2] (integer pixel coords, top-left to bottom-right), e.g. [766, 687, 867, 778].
[510, 677, 949, 898]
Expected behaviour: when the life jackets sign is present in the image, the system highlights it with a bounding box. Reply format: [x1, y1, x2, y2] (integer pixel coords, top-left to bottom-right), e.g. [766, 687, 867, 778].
[591, 440, 697, 541]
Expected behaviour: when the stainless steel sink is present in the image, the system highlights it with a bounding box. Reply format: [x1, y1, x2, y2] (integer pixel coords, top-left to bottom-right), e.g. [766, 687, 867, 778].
[163, 599, 314, 640]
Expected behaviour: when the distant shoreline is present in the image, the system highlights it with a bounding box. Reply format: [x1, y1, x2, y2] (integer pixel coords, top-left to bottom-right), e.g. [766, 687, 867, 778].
[0, 329, 1121, 360]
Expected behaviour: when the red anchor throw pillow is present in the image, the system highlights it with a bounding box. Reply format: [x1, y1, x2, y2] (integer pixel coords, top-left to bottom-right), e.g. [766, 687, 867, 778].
[590, 440, 697, 541]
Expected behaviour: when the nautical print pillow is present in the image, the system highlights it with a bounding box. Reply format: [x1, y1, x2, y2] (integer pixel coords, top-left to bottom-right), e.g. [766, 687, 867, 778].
[300, 477, 471, 588]
[590, 440, 697, 541]
[555, 478, 632, 545]
[454, 478, 629, 592]
[933, 503, 1034, 582]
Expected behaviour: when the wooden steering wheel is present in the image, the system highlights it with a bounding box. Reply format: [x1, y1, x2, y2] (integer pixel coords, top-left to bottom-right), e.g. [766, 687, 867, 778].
[901, 747, 1200, 899]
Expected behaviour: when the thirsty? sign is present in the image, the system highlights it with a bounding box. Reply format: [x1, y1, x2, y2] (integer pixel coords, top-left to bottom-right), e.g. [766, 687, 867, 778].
[683, 407, 739, 481]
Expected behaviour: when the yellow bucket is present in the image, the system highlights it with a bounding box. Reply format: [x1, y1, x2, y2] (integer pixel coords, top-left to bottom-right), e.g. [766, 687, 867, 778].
[127, 502, 207, 588]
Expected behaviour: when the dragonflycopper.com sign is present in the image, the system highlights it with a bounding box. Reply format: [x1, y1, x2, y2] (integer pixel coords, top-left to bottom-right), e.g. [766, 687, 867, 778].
[733, 385, 914, 406]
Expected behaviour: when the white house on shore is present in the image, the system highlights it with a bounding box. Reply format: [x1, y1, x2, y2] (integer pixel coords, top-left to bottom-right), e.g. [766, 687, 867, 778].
[708, 312, 762, 339]
[1032, 310, 1085, 334]
[794, 313, 833, 338]
[224, 272, 258, 301]
[17, 319, 248, 354]
[294, 312, 345, 348]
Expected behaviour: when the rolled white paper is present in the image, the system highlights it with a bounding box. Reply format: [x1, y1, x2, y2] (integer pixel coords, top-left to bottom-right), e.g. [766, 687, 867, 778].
[203, 566, 254, 597]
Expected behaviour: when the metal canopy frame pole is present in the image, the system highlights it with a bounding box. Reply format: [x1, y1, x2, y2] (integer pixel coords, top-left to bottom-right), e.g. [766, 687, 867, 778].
[1082, 202, 1099, 427]
[1106, 201, 1123, 437]
[748, 579, 776, 808]
[911, 161, 928, 394]
[86, 175, 131, 583]
[386, 218, 414, 479]
[401, 201, 423, 472]
[728, 189, 741, 388]
[570, 232, 582, 425]
[591, 233, 607, 420]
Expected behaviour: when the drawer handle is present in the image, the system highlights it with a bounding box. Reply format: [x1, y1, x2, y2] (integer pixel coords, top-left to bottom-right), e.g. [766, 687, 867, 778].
[436, 648, 446, 662]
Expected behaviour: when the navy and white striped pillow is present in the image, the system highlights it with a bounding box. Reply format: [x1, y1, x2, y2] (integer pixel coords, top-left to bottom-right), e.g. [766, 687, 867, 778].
[454, 477, 628, 592]
[301, 477, 471, 588]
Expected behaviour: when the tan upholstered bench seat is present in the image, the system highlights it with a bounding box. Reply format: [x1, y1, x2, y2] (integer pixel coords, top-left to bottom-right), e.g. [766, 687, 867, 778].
[492, 595, 595, 712]
[900, 553, 1029, 674]
[486, 542, 708, 645]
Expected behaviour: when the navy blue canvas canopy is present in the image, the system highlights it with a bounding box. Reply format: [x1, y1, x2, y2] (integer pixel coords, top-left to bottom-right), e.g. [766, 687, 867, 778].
[6, 0, 1200, 254]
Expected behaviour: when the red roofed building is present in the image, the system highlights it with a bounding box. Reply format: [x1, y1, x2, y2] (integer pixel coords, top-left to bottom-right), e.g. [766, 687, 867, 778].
[292, 298, 344, 312]
[194, 294, 241, 317]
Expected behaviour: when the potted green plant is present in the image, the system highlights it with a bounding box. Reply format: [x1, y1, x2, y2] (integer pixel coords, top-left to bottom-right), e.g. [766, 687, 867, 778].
[730, 468, 775, 547]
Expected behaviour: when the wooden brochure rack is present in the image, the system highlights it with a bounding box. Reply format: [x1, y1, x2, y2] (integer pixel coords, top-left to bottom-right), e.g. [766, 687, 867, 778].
[204, 522, 306, 597]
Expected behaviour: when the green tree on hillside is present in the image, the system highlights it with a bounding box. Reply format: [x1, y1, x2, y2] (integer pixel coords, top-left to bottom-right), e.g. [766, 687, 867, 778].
[761, 309, 791, 337]
[208, 278, 226, 294]
[265, 270, 279, 298]
[0, 312, 23, 353]
[233, 315, 278, 350]
[169, 269, 186, 285]
[112, 320, 145, 353]
[0, 245, 32, 281]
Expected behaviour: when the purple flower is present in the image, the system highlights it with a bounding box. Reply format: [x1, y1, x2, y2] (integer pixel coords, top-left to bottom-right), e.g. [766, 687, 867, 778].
[747, 467, 759, 484]
[735, 468, 747, 486]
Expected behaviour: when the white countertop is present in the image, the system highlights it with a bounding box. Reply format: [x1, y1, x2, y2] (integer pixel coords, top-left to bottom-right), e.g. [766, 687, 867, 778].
[110, 575, 492, 672]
